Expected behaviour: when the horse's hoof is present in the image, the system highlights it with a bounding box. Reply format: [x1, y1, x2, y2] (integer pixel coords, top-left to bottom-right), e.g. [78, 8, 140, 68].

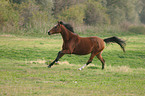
[48, 65, 51, 68]
[78, 68, 82, 71]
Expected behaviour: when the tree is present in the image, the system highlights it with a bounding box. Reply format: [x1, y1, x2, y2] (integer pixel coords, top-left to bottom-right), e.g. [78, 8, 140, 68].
[106, 0, 140, 24]
[0, 0, 19, 31]
[140, 0, 145, 24]
[35, 0, 52, 11]
[57, 4, 85, 24]
[52, 0, 86, 18]
[10, 0, 28, 4]
[84, 0, 110, 25]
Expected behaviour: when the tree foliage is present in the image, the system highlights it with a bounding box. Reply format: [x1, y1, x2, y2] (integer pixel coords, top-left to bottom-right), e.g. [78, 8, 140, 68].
[0, 0, 19, 31]
[0, 0, 145, 34]
[52, 0, 85, 15]
[57, 4, 86, 24]
[84, 0, 110, 25]
[0, 0, 53, 33]
[106, 0, 140, 24]
[140, 0, 145, 24]
[10, 0, 28, 4]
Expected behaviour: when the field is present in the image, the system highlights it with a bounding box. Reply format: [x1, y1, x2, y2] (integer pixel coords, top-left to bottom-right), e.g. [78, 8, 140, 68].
[0, 34, 145, 96]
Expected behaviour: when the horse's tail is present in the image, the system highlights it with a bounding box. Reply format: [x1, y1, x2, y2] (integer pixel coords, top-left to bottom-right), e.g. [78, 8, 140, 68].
[104, 36, 126, 52]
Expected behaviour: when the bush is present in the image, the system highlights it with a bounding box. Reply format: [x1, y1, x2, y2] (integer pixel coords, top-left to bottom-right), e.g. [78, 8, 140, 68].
[57, 4, 86, 24]
[106, 0, 140, 24]
[128, 26, 145, 34]
[17, 1, 54, 35]
[0, 0, 54, 36]
[140, 7, 145, 24]
[0, 0, 19, 32]
[57, 0, 110, 25]
[84, 0, 110, 25]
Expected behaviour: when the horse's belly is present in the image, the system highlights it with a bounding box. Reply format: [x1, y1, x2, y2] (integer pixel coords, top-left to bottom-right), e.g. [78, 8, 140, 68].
[72, 43, 93, 55]
[72, 49, 92, 55]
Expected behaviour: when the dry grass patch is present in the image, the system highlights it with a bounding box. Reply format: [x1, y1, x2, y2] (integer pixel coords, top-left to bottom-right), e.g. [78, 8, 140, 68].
[107, 65, 132, 73]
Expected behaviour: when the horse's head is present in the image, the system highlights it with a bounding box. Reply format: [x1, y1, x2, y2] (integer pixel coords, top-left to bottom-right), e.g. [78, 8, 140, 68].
[48, 21, 63, 35]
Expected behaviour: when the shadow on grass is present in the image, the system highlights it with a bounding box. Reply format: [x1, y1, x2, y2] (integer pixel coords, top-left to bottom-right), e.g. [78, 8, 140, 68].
[87, 66, 100, 69]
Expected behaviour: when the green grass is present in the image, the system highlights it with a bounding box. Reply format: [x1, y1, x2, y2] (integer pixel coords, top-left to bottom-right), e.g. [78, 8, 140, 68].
[0, 34, 145, 96]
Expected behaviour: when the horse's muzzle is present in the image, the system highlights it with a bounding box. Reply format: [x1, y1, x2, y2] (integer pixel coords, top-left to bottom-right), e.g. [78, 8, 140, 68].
[48, 32, 51, 35]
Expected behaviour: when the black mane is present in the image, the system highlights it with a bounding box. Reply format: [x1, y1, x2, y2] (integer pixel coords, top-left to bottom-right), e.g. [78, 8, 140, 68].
[63, 23, 74, 33]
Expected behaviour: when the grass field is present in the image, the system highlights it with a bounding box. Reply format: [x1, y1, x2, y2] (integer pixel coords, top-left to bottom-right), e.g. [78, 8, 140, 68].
[0, 34, 145, 96]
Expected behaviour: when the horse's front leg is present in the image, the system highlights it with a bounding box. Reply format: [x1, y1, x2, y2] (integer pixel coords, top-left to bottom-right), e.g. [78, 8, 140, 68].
[48, 49, 73, 68]
[48, 51, 64, 68]
[61, 50, 72, 54]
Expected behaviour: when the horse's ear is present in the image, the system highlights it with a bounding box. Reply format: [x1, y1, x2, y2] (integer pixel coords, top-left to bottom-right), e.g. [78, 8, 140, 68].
[58, 21, 63, 25]
[59, 21, 63, 25]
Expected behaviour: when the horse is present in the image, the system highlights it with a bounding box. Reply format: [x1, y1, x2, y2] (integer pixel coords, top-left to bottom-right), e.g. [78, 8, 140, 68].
[48, 21, 126, 70]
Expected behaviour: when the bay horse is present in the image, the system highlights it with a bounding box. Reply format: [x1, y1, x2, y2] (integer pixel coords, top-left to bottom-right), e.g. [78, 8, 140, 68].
[48, 21, 126, 70]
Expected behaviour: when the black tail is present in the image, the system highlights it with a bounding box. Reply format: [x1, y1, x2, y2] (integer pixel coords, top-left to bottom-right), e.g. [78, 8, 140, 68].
[104, 36, 126, 52]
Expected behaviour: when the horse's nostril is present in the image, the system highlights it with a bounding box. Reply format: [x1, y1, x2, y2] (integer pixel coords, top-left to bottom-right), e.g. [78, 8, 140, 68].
[48, 32, 51, 35]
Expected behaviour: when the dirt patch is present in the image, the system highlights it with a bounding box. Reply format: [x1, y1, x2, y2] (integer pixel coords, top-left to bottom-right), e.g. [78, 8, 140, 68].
[0, 35, 14, 37]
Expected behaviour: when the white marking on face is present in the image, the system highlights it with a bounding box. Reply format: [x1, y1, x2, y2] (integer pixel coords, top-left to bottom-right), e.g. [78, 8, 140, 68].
[54, 24, 57, 27]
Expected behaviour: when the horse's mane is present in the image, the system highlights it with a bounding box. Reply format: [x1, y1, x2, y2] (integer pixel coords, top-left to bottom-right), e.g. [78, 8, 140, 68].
[60, 22, 74, 33]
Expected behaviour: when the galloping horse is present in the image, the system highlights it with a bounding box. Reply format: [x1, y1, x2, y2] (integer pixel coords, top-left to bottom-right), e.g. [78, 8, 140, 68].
[48, 21, 126, 70]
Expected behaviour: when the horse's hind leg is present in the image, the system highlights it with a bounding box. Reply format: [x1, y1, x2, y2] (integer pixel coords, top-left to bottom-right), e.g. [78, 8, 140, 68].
[48, 51, 64, 68]
[97, 52, 105, 70]
[78, 53, 96, 70]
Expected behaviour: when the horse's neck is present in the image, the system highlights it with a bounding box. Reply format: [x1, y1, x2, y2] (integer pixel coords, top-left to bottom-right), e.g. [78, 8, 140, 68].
[60, 26, 74, 41]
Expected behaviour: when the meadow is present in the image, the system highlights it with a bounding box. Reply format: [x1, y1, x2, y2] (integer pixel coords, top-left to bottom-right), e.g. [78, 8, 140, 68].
[0, 34, 145, 96]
